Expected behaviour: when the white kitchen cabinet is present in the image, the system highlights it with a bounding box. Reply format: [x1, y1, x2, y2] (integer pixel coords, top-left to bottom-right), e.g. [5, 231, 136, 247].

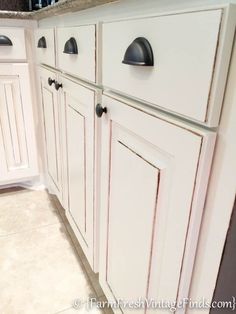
[34, 1, 236, 311]
[60, 76, 101, 271]
[99, 94, 216, 311]
[39, 67, 62, 203]
[0, 64, 38, 185]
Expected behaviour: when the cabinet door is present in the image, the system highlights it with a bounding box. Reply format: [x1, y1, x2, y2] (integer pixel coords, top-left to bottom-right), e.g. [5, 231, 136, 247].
[61, 77, 97, 270]
[0, 64, 38, 184]
[39, 67, 62, 202]
[99, 95, 216, 312]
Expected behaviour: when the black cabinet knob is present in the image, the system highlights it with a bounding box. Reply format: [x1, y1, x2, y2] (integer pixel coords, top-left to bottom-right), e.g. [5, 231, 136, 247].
[48, 77, 55, 86]
[96, 103, 107, 117]
[55, 81, 63, 90]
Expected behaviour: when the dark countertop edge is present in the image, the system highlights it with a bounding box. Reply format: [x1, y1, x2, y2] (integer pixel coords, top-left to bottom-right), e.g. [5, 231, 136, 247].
[0, 0, 118, 20]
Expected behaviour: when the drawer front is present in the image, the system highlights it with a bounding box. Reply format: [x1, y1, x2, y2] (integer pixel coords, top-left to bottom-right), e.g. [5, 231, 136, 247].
[103, 10, 222, 124]
[0, 28, 26, 61]
[57, 25, 96, 82]
[35, 28, 55, 68]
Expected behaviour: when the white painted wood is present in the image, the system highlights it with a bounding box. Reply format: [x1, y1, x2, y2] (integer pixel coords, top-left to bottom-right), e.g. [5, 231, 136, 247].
[186, 35, 236, 314]
[206, 4, 236, 126]
[39, 67, 62, 203]
[0, 63, 38, 184]
[37, 3, 236, 128]
[176, 131, 216, 314]
[34, 0, 236, 306]
[99, 94, 216, 313]
[67, 105, 86, 234]
[57, 25, 96, 83]
[60, 76, 98, 270]
[0, 19, 37, 29]
[35, 28, 55, 68]
[93, 90, 103, 272]
[0, 28, 26, 61]
[102, 10, 222, 125]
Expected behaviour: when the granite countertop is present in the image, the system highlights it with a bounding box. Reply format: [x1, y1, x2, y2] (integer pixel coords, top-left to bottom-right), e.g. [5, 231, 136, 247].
[0, 0, 118, 20]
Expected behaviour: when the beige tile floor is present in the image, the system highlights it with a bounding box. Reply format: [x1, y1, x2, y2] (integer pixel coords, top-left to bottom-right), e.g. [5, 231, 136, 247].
[0, 188, 107, 314]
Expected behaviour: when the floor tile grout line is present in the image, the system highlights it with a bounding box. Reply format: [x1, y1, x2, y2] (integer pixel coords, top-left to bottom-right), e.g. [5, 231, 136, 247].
[0, 221, 61, 239]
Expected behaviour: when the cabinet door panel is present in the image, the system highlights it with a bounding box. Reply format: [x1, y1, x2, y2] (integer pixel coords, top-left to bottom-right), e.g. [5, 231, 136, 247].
[0, 64, 38, 184]
[67, 105, 86, 234]
[61, 77, 96, 269]
[0, 77, 28, 169]
[99, 95, 216, 311]
[40, 67, 62, 201]
[42, 88, 59, 186]
[107, 139, 159, 300]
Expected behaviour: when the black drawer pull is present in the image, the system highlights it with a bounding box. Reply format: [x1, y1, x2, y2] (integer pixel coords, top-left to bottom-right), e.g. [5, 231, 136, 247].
[37, 36, 47, 48]
[48, 77, 55, 86]
[55, 81, 63, 90]
[0, 35, 13, 46]
[96, 103, 107, 118]
[63, 37, 78, 54]
[122, 37, 154, 66]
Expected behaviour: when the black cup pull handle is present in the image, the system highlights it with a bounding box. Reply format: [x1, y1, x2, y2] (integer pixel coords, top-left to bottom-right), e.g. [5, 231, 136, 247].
[63, 37, 78, 54]
[122, 37, 154, 66]
[37, 36, 47, 48]
[0, 35, 13, 46]
[96, 103, 107, 118]
[55, 81, 63, 90]
[48, 77, 55, 86]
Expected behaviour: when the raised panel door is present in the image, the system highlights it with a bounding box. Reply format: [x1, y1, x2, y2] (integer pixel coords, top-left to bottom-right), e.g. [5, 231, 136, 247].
[0, 64, 38, 184]
[40, 67, 62, 201]
[99, 95, 216, 312]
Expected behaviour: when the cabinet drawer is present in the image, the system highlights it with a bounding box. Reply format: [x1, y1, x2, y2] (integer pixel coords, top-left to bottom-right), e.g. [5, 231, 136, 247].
[103, 10, 222, 125]
[0, 28, 26, 61]
[35, 28, 55, 68]
[57, 25, 96, 82]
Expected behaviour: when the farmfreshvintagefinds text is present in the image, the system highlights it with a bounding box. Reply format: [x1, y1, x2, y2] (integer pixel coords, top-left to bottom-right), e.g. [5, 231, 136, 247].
[72, 296, 236, 312]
